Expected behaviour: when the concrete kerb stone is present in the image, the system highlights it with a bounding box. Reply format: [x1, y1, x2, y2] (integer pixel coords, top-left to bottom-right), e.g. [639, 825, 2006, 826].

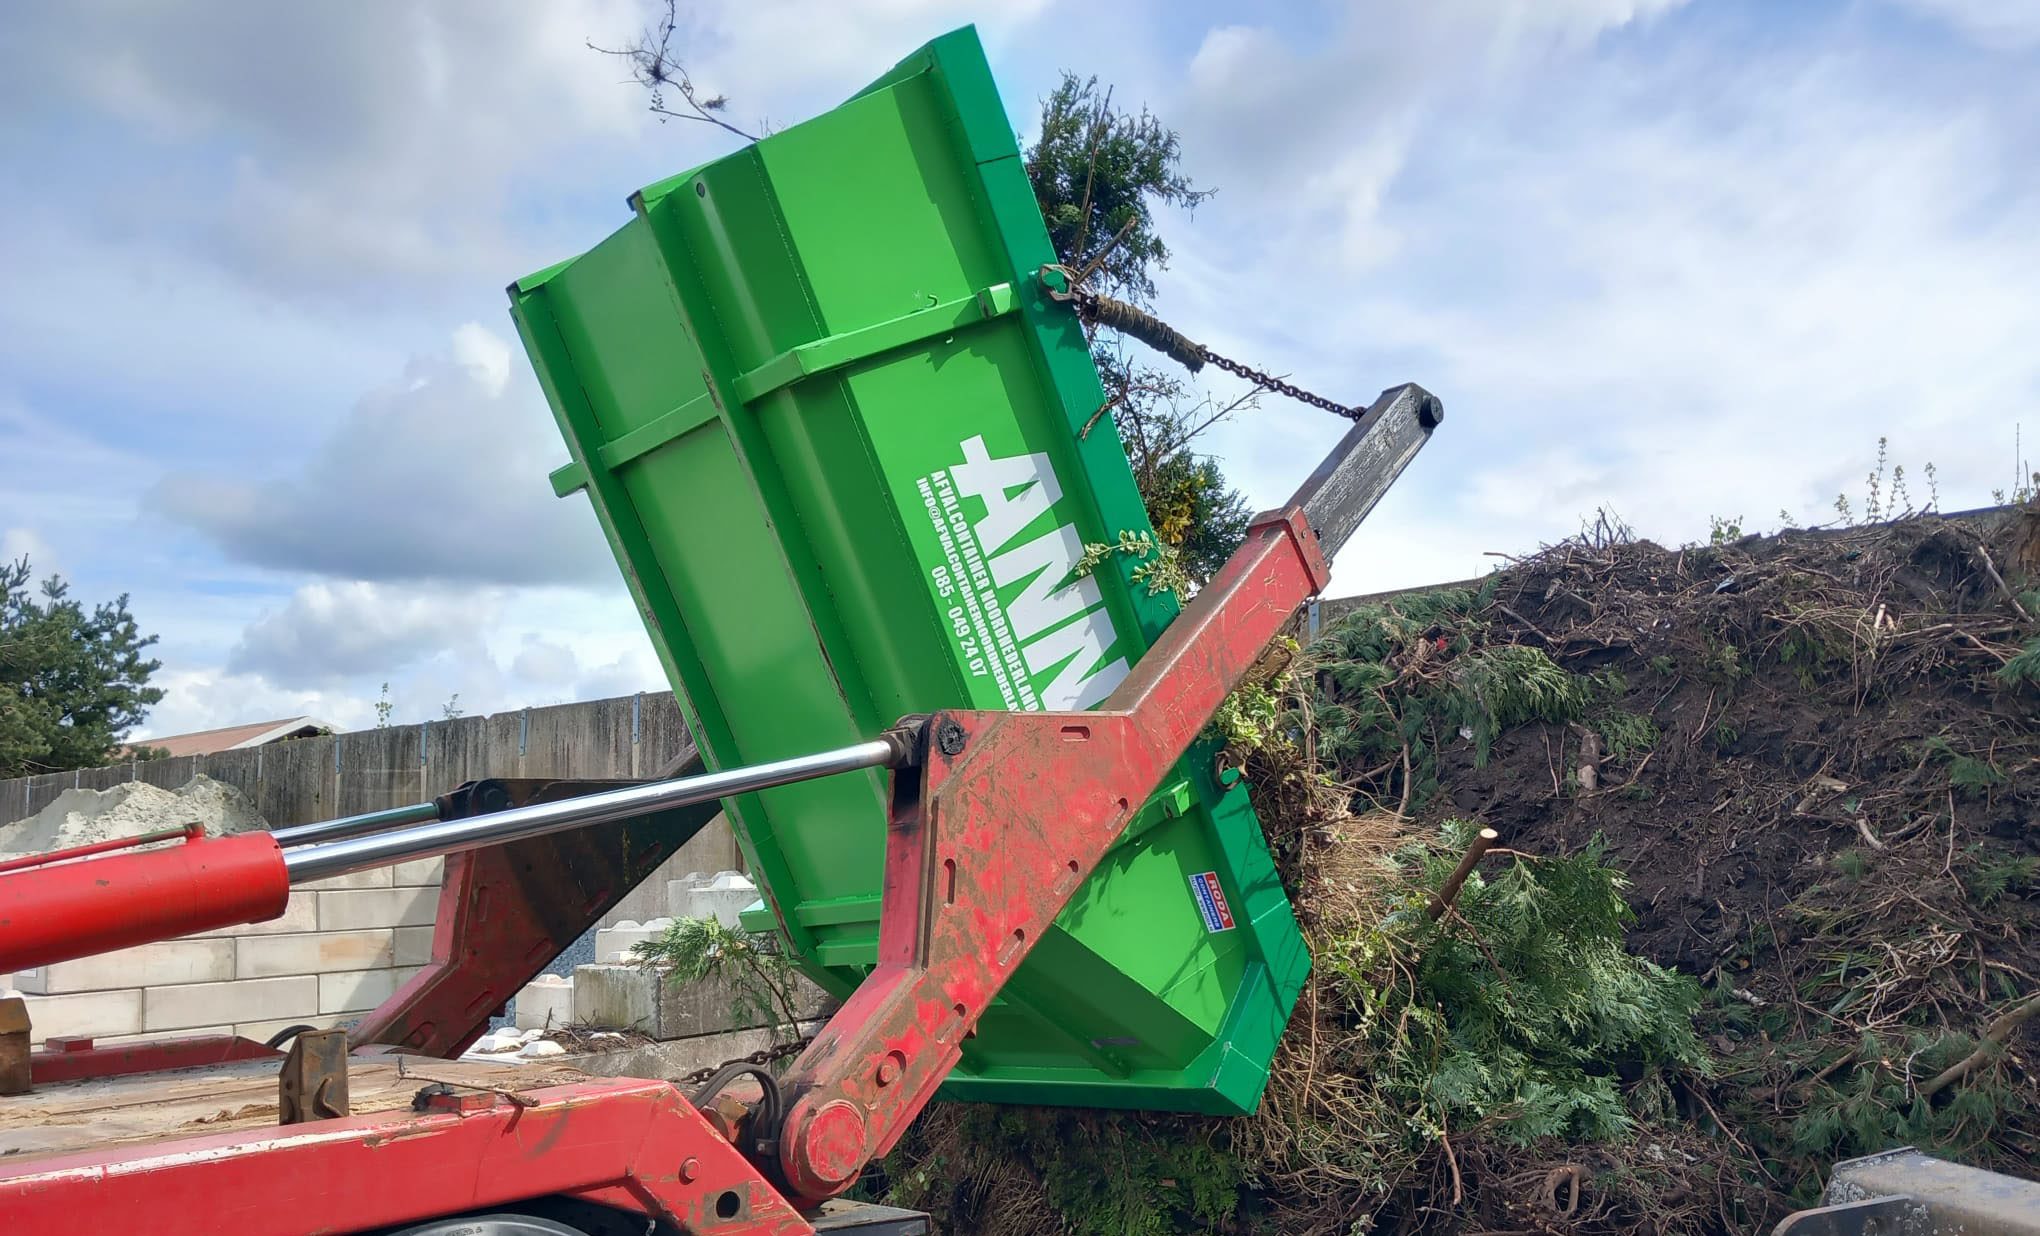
[666, 871, 758, 928]
[593, 918, 673, 964]
[515, 974, 575, 1031]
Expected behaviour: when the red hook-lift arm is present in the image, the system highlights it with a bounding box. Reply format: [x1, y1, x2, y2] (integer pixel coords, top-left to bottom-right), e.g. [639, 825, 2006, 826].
[771, 383, 1440, 1202]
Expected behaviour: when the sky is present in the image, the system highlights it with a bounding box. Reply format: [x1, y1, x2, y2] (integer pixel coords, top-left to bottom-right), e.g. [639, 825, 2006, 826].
[1, 0, 2035, 740]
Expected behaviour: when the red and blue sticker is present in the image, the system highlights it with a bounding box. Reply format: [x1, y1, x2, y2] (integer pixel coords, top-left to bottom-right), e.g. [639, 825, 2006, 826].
[1188, 871, 1236, 933]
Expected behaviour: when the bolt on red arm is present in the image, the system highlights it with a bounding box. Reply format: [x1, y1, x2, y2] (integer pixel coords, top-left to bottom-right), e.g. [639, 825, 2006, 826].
[770, 383, 1441, 1203]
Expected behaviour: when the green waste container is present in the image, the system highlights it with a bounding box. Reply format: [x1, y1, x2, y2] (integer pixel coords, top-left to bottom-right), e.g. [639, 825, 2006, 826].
[509, 25, 1307, 1113]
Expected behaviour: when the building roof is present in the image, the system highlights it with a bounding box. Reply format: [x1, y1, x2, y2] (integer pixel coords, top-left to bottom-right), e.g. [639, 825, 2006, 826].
[139, 717, 335, 759]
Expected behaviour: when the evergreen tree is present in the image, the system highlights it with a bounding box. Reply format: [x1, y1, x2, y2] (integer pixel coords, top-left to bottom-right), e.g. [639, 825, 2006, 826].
[1024, 75, 1255, 587]
[0, 556, 164, 777]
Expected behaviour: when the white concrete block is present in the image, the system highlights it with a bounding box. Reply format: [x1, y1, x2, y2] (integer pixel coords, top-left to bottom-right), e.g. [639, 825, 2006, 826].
[393, 925, 436, 966]
[316, 886, 436, 931]
[667, 870, 758, 929]
[144, 976, 318, 1031]
[23, 989, 144, 1042]
[192, 893, 317, 938]
[470, 1028, 527, 1055]
[573, 965, 655, 1032]
[515, 973, 575, 1031]
[298, 866, 394, 890]
[392, 856, 444, 886]
[16, 939, 234, 995]
[236, 930, 394, 979]
[318, 966, 423, 1015]
[594, 918, 672, 963]
[235, 1013, 347, 1043]
[95, 1024, 234, 1047]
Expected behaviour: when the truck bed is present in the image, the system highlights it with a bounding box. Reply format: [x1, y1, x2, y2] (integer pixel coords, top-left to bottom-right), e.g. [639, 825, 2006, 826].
[0, 1053, 585, 1164]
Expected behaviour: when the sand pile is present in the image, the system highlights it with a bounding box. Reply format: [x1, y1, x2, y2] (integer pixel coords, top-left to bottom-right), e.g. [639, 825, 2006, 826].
[0, 775, 269, 859]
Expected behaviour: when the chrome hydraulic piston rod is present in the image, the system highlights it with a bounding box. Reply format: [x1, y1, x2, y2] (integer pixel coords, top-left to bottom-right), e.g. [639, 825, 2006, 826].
[0, 731, 915, 975]
[270, 801, 443, 847]
[282, 735, 911, 884]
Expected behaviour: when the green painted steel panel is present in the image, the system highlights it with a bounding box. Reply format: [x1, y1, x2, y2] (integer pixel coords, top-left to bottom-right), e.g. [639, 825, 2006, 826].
[508, 25, 1306, 1112]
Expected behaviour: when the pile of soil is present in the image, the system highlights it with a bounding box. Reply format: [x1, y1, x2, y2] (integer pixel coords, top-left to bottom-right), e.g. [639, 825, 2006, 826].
[882, 505, 2037, 1235]
[1435, 512, 2036, 984]
[1390, 508, 2039, 1228]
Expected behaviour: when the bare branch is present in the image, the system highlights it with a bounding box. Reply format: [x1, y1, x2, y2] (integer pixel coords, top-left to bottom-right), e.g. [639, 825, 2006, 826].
[588, 0, 758, 142]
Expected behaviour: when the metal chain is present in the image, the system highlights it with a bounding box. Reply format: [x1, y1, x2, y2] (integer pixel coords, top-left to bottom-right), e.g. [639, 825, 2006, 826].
[1194, 345, 1363, 421]
[1046, 269, 1363, 421]
[677, 1034, 813, 1088]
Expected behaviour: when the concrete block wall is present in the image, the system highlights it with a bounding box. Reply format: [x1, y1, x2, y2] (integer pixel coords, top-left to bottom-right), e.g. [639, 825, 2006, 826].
[12, 858, 442, 1047]
[0, 691, 751, 1049]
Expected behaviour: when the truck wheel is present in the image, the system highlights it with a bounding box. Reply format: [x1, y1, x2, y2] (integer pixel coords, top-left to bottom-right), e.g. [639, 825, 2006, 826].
[384, 1216, 589, 1236]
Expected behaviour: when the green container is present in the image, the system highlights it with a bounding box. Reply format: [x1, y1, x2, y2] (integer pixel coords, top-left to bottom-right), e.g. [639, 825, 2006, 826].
[509, 26, 1306, 1113]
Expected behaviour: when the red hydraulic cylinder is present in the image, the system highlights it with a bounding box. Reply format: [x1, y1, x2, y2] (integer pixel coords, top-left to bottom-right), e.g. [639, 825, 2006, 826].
[0, 832, 290, 973]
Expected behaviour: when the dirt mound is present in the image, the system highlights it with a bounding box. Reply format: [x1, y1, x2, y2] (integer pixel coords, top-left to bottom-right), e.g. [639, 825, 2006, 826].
[1442, 513, 2034, 983]
[1265, 507, 2036, 1232]
[879, 507, 2037, 1235]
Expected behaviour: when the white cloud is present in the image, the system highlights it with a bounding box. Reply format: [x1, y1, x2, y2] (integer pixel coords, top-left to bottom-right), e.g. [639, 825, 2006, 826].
[1175, 2, 1690, 265]
[512, 637, 582, 688]
[0, 1, 652, 293]
[138, 667, 379, 737]
[142, 578, 660, 736]
[226, 581, 495, 686]
[451, 322, 514, 397]
[1145, 5, 2039, 595]
[150, 325, 610, 586]
[0, 528, 55, 571]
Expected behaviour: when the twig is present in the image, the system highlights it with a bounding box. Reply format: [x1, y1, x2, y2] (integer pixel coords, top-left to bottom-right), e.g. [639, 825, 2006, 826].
[1691, 1084, 1768, 1178]
[1428, 829, 1500, 920]
[1974, 544, 2032, 623]
[1175, 382, 1267, 445]
[1959, 631, 2012, 664]
[1398, 741, 1414, 820]
[1445, 905, 1513, 982]
[1918, 990, 2040, 1098]
[1852, 818, 1886, 850]
[1541, 1165, 1582, 1216]
[1495, 603, 1553, 645]
[1078, 389, 1124, 440]
[1943, 790, 1957, 878]
[1439, 1114, 1464, 1206]
[1072, 214, 1139, 287]
[1807, 1048, 1855, 1088]
[1687, 687, 1718, 749]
